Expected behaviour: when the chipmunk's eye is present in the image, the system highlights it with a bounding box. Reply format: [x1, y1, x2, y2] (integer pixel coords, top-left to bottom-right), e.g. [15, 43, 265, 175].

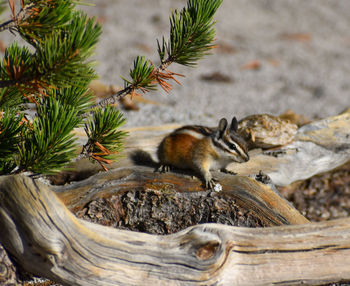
[229, 143, 237, 151]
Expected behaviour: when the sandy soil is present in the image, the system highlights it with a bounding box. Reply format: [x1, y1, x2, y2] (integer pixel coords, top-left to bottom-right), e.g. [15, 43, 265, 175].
[1, 0, 349, 128]
[80, 0, 350, 127]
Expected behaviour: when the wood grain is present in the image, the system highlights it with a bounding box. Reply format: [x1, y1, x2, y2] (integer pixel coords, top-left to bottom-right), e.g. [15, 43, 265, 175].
[54, 166, 308, 226]
[1, 175, 349, 285]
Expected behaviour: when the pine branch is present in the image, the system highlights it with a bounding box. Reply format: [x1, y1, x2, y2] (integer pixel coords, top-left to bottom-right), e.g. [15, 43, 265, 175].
[95, 0, 222, 108]
[91, 85, 133, 109]
[93, 56, 156, 108]
[0, 1, 119, 175]
[0, 13, 101, 98]
[83, 107, 128, 170]
[0, 0, 73, 40]
[0, 2, 35, 32]
[0, 110, 24, 174]
[16, 97, 81, 174]
[159, 0, 222, 66]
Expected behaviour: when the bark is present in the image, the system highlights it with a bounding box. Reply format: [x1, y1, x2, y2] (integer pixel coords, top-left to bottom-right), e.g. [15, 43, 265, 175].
[1, 175, 350, 286]
[54, 166, 308, 228]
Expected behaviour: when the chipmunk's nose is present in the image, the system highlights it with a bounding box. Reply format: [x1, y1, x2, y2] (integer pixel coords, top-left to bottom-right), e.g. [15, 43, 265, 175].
[243, 153, 250, 162]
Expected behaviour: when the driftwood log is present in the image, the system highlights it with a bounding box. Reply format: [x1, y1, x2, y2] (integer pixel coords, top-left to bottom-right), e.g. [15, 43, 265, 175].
[1, 110, 350, 285]
[1, 175, 350, 285]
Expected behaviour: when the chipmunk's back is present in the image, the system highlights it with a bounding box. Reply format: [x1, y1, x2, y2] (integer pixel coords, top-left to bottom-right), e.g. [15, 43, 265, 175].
[157, 125, 211, 169]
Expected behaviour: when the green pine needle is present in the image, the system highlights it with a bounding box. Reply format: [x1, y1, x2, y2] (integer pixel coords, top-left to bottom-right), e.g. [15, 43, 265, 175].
[0, 43, 34, 87]
[18, 0, 74, 42]
[84, 107, 128, 162]
[34, 12, 102, 88]
[0, 110, 24, 174]
[158, 0, 222, 66]
[122, 56, 157, 91]
[0, 87, 26, 110]
[17, 97, 81, 174]
[48, 85, 94, 115]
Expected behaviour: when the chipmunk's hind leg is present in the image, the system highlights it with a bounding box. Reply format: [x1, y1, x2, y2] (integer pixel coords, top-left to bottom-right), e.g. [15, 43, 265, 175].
[220, 168, 237, 175]
[155, 164, 171, 173]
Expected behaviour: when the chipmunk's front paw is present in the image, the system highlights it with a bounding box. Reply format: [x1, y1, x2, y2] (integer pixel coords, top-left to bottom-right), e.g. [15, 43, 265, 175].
[206, 178, 222, 192]
[156, 164, 171, 173]
[205, 177, 218, 189]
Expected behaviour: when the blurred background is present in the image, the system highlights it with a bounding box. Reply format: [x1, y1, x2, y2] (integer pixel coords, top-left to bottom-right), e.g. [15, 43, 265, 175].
[2, 0, 350, 127]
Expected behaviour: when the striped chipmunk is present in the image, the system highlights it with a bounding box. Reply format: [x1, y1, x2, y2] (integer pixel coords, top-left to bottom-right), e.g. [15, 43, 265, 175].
[156, 117, 250, 189]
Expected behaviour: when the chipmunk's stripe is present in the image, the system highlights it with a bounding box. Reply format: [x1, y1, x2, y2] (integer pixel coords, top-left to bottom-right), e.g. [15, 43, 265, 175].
[233, 140, 249, 159]
[174, 125, 215, 140]
[230, 136, 248, 156]
[175, 125, 214, 137]
[233, 141, 246, 157]
[213, 134, 248, 160]
[175, 129, 205, 140]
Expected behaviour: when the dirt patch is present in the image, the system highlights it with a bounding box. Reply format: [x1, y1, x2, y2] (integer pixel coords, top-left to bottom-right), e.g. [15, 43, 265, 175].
[278, 161, 350, 222]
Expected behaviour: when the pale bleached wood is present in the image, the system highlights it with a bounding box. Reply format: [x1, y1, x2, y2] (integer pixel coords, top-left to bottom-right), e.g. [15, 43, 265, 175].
[111, 111, 350, 186]
[1, 175, 350, 286]
[232, 111, 350, 185]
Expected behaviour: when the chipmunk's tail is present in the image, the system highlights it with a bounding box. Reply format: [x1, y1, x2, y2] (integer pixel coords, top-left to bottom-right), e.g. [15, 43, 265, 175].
[129, 149, 159, 169]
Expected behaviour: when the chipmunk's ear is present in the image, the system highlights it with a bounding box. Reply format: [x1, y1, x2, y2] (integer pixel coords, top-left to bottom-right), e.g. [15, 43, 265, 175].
[230, 117, 238, 132]
[217, 118, 228, 139]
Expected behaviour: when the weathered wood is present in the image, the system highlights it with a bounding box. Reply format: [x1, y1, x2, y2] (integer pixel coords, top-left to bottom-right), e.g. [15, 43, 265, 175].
[1, 175, 350, 286]
[0, 244, 18, 285]
[1, 111, 349, 284]
[54, 166, 308, 227]
[112, 111, 350, 186]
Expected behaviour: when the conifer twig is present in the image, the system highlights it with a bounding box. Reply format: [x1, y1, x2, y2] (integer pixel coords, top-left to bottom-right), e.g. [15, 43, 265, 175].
[93, 0, 222, 109]
[0, 0, 221, 175]
[0, 1, 102, 175]
[0, 2, 35, 32]
[81, 107, 127, 170]
[91, 60, 183, 109]
[92, 85, 133, 109]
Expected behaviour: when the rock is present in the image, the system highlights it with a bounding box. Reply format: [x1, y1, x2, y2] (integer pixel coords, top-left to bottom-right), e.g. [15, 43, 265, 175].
[238, 113, 298, 149]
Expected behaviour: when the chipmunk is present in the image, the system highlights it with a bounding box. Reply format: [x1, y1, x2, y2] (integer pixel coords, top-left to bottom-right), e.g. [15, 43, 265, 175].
[156, 117, 249, 189]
